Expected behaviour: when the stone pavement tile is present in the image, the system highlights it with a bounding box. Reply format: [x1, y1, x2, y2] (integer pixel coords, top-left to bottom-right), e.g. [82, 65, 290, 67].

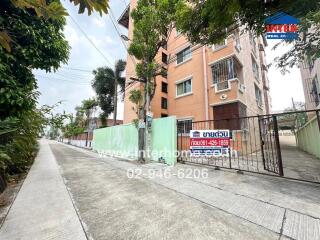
[0, 140, 87, 240]
[283, 210, 320, 240]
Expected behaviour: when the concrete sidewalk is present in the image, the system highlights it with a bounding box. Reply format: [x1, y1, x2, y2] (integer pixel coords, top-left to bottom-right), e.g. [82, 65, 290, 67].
[0, 140, 87, 240]
[52, 142, 320, 240]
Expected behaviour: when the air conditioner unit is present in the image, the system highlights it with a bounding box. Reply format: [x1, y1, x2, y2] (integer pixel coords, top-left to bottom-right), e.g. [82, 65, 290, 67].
[239, 84, 246, 93]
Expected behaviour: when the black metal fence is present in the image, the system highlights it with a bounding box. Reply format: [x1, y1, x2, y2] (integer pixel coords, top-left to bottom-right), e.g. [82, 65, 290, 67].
[177, 109, 320, 181]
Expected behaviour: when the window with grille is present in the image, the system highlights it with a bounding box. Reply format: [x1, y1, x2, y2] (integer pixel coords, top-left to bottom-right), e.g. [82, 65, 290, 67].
[211, 57, 241, 90]
[252, 56, 260, 81]
[255, 84, 262, 107]
[212, 39, 227, 51]
[311, 75, 320, 106]
[249, 31, 257, 56]
[177, 119, 192, 134]
[176, 46, 192, 64]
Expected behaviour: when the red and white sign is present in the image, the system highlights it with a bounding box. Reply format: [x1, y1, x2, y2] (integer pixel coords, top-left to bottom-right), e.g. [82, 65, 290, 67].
[190, 130, 230, 156]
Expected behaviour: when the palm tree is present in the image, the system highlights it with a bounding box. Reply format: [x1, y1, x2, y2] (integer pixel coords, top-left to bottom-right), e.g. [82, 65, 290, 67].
[92, 60, 126, 126]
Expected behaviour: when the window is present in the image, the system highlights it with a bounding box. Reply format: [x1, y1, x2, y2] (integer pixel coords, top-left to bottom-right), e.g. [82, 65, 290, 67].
[211, 57, 241, 91]
[161, 66, 167, 78]
[255, 85, 262, 107]
[212, 39, 227, 51]
[177, 119, 192, 134]
[249, 31, 257, 56]
[234, 35, 241, 51]
[311, 75, 320, 106]
[162, 52, 167, 64]
[176, 46, 191, 64]
[162, 42, 167, 50]
[161, 114, 168, 118]
[161, 82, 168, 93]
[252, 57, 260, 81]
[161, 97, 168, 109]
[176, 78, 192, 96]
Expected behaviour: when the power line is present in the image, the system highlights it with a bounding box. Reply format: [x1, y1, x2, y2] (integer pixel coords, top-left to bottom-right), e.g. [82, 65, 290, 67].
[108, 8, 137, 66]
[60, 66, 93, 73]
[54, 72, 92, 81]
[35, 74, 91, 85]
[69, 14, 114, 67]
[121, 0, 128, 8]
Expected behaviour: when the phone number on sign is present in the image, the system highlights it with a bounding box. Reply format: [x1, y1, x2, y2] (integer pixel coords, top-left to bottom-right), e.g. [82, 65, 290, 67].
[127, 168, 208, 179]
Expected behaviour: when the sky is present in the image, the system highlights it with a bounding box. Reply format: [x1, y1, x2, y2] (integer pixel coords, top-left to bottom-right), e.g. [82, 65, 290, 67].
[34, 0, 305, 119]
[34, 0, 128, 119]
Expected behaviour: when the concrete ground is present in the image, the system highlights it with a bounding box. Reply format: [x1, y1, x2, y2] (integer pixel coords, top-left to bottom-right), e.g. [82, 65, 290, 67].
[279, 136, 320, 182]
[0, 140, 87, 240]
[1, 140, 320, 240]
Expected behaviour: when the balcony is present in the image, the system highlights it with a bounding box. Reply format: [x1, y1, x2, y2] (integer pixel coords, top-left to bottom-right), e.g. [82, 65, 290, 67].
[211, 56, 243, 93]
[118, 5, 130, 29]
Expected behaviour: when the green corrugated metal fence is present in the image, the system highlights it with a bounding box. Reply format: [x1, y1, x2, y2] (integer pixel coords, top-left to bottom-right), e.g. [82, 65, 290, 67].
[92, 116, 177, 165]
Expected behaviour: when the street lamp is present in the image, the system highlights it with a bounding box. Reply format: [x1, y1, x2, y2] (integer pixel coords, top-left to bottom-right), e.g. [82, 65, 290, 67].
[120, 35, 130, 42]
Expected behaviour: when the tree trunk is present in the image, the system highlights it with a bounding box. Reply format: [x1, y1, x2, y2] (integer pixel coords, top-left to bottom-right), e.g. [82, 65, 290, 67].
[113, 78, 118, 126]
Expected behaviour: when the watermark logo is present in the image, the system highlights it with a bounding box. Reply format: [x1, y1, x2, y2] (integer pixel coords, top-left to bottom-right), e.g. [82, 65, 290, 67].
[265, 12, 299, 40]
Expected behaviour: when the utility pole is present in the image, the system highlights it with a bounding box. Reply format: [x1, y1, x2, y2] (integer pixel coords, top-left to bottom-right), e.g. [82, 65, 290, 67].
[145, 78, 151, 162]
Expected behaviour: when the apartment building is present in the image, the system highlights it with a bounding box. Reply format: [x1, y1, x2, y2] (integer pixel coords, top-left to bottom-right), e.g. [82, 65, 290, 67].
[300, 56, 320, 112]
[118, 1, 270, 131]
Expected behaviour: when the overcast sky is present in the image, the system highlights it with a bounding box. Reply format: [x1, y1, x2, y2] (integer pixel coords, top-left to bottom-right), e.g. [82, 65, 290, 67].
[34, 0, 305, 118]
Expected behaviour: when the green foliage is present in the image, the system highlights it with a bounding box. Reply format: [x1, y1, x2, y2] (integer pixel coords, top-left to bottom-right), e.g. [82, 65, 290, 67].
[0, 106, 55, 178]
[128, 0, 177, 107]
[0, 0, 109, 52]
[278, 102, 308, 129]
[61, 98, 98, 138]
[92, 60, 126, 121]
[175, 0, 320, 69]
[0, 1, 70, 189]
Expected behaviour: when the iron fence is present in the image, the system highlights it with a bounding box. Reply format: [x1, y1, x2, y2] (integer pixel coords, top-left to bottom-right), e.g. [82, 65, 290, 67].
[177, 109, 320, 181]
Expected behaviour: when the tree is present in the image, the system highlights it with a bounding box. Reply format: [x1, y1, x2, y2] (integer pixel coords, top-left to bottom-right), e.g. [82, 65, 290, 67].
[113, 60, 126, 126]
[0, 0, 110, 52]
[0, 1, 69, 119]
[81, 98, 98, 128]
[278, 102, 308, 130]
[128, 0, 177, 162]
[92, 60, 126, 127]
[128, 89, 143, 128]
[175, 0, 320, 69]
[0, 0, 108, 192]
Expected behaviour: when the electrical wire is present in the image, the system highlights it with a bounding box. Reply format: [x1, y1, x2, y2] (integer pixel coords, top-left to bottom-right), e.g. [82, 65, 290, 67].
[69, 14, 114, 67]
[108, 8, 137, 66]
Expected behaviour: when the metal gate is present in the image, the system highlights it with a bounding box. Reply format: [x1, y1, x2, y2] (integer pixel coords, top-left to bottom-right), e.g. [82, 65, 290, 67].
[177, 110, 320, 180]
[258, 115, 283, 176]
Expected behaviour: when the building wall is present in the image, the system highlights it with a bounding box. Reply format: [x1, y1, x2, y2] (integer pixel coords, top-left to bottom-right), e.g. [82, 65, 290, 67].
[296, 115, 320, 158]
[122, 0, 269, 124]
[300, 58, 320, 113]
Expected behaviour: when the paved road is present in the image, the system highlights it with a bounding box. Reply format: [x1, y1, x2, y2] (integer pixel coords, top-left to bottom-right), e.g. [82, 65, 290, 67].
[51, 142, 320, 240]
[1, 140, 320, 240]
